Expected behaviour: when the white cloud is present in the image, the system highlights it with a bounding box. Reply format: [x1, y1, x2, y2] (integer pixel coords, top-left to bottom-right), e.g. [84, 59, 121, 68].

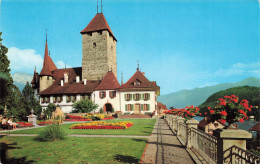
[56, 61, 71, 69]
[6, 47, 43, 73]
[213, 61, 260, 77]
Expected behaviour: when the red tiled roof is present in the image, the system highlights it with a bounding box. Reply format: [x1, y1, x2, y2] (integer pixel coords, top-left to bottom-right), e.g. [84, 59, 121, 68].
[119, 70, 159, 91]
[39, 41, 57, 76]
[157, 102, 168, 111]
[80, 13, 117, 41]
[249, 122, 260, 132]
[95, 71, 120, 90]
[39, 67, 101, 95]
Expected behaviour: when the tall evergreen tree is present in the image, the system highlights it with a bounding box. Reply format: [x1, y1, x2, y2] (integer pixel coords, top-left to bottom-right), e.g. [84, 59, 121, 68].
[0, 32, 14, 114]
[22, 81, 42, 117]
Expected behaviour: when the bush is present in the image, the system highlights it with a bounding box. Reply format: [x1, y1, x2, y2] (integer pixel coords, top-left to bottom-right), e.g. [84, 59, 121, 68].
[124, 112, 130, 115]
[72, 99, 98, 113]
[36, 123, 65, 142]
[100, 108, 104, 114]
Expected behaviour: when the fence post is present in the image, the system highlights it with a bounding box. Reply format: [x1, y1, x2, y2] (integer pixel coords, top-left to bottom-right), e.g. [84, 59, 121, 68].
[186, 119, 199, 148]
[177, 117, 185, 136]
[213, 128, 252, 164]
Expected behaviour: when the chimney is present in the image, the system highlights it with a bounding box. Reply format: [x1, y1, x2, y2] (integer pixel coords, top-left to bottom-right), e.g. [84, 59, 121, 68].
[76, 76, 80, 83]
[84, 79, 87, 85]
[64, 73, 68, 83]
[61, 80, 64, 86]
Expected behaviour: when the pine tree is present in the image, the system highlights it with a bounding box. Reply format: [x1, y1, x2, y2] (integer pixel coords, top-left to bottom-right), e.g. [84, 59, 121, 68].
[22, 81, 42, 118]
[0, 32, 14, 114]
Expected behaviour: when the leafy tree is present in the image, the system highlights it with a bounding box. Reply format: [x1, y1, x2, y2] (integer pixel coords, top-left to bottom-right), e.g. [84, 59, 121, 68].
[44, 103, 57, 118]
[100, 108, 104, 113]
[0, 32, 14, 114]
[22, 82, 42, 117]
[72, 99, 98, 113]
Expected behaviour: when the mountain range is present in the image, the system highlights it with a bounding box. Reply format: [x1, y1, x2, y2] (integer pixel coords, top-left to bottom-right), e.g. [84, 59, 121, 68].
[158, 77, 260, 108]
[12, 72, 33, 91]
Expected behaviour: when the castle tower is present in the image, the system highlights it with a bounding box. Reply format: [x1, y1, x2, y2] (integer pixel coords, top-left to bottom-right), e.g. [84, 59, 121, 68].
[39, 38, 57, 92]
[80, 12, 117, 81]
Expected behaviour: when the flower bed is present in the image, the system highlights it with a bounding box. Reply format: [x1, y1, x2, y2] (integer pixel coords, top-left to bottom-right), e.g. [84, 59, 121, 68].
[17, 122, 33, 128]
[70, 121, 134, 129]
[37, 120, 62, 126]
[64, 119, 92, 121]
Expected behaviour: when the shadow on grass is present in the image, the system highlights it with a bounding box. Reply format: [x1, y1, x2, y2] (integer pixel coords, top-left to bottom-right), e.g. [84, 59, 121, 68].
[114, 154, 140, 164]
[0, 136, 35, 164]
[131, 138, 147, 143]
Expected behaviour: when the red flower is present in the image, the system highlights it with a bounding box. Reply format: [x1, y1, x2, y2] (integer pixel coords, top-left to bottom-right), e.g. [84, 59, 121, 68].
[204, 112, 207, 115]
[208, 107, 211, 110]
[199, 113, 202, 115]
[210, 110, 214, 114]
[239, 119, 244, 123]
[220, 111, 227, 116]
[220, 119, 226, 124]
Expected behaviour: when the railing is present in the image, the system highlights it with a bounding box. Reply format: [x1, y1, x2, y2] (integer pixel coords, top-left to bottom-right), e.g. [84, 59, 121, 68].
[178, 122, 187, 145]
[225, 146, 260, 164]
[190, 127, 218, 164]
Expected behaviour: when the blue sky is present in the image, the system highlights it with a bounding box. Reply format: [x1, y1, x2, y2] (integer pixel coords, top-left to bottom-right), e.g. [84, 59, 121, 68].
[0, 0, 259, 95]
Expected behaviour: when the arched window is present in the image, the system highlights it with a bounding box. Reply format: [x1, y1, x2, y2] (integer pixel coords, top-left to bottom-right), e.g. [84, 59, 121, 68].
[93, 42, 96, 48]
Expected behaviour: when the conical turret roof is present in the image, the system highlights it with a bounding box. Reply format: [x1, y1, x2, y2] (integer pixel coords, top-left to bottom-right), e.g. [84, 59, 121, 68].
[39, 41, 57, 76]
[80, 13, 117, 41]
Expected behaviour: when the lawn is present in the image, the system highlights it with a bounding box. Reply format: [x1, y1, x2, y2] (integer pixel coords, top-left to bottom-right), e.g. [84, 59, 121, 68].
[0, 136, 147, 164]
[3, 119, 156, 136]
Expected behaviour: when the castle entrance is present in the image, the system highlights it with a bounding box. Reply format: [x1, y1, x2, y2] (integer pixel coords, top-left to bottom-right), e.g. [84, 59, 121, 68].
[105, 103, 112, 113]
[134, 104, 141, 113]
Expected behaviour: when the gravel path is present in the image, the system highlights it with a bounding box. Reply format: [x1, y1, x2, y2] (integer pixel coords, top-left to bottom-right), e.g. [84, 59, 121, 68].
[142, 119, 194, 164]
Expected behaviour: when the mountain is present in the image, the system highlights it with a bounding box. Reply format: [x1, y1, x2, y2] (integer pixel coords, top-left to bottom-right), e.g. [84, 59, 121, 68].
[12, 72, 33, 91]
[158, 77, 260, 108]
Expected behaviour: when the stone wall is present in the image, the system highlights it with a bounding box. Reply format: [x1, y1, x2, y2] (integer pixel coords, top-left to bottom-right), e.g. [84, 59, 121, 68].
[82, 30, 117, 80]
[39, 76, 54, 92]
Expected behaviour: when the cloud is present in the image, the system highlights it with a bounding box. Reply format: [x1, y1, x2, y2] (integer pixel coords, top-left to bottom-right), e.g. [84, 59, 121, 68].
[213, 61, 260, 77]
[56, 61, 71, 69]
[6, 47, 43, 73]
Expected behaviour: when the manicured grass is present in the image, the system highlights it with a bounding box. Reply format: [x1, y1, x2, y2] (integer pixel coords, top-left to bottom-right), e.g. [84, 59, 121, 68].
[4, 119, 156, 136]
[0, 136, 147, 164]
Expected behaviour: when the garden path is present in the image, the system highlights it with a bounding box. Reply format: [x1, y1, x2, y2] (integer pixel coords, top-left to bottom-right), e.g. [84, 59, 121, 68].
[141, 119, 194, 164]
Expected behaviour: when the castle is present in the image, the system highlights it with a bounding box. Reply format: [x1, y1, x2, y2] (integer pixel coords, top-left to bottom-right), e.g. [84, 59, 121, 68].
[31, 9, 160, 114]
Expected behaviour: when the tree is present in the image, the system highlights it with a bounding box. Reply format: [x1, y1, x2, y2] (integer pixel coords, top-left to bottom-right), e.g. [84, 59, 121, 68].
[44, 103, 57, 118]
[72, 99, 98, 113]
[0, 32, 14, 113]
[22, 82, 42, 117]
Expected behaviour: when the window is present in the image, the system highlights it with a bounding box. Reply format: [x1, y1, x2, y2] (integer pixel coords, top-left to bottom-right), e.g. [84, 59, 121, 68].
[87, 32, 92, 36]
[57, 96, 62, 103]
[133, 93, 141, 101]
[53, 97, 57, 103]
[66, 95, 71, 102]
[111, 46, 113, 52]
[93, 42, 96, 48]
[142, 104, 150, 111]
[98, 31, 102, 35]
[109, 91, 116, 98]
[125, 94, 131, 101]
[134, 80, 141, 86]
[125, 104, 133, 111]
[144, 93, 150, 101]
[41, 97, 44, 103]
[47, 76, 49, 80]
[72, 96, 76, 102]
[99, 91, 106, 99]
[45, 97, 50, 103]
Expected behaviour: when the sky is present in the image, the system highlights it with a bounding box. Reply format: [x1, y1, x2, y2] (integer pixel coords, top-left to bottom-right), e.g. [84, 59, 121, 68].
[0, 0, 259, 95]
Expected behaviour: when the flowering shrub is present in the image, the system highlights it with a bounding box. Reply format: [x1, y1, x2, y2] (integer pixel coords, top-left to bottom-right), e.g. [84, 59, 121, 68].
[64, 115, 92, 121]
[66, 115, 84, 119]
[37, 120, 62, 126]
[209, 95, 252, 125]
[164, 105, 200, 120]
[70, 121, 134, 129]
[17, 122, 33, 127]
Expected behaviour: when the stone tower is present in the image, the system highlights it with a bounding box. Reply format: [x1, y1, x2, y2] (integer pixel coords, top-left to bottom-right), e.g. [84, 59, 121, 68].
[39, 39, 57, 92]
[80, 13, 117, 81]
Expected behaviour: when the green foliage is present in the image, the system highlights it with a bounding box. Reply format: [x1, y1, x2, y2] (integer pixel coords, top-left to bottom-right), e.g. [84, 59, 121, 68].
[200, 86, 260, 120]
[36, 123, 65, 142]
[112, 108, 115, 113]
[71, 99, 98, 113]
[44, 103, 57, 118]
[22, 82, 42, 117]
[100, 108, 104, 114]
